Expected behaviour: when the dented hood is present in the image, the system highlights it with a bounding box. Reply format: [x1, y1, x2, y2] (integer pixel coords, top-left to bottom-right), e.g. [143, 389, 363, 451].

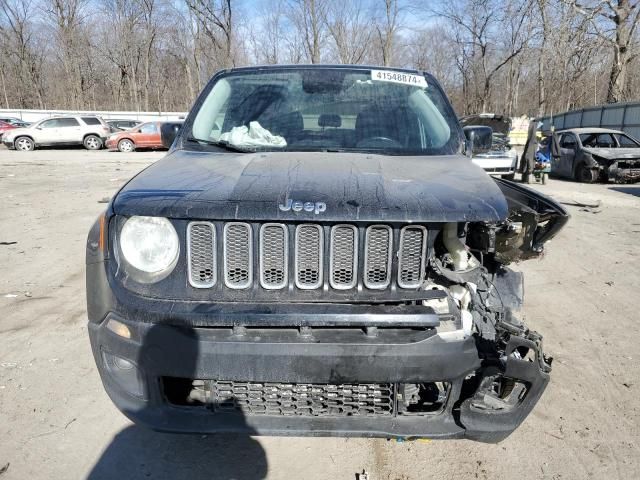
[583, 147, 640, 160]
[113, 150, 509, 222]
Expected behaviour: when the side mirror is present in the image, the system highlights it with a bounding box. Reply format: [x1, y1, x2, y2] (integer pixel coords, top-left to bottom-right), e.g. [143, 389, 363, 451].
[463, 126, 493, 155]
[161, 122, 182, 149]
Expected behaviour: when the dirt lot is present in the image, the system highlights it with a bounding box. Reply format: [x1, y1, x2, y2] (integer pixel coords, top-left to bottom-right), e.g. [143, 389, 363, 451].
[1, 147, 639, 480]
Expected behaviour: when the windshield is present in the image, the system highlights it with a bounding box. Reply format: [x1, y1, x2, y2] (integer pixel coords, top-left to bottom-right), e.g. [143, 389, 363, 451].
[579, 132, 640, 148]
[189, 68, 460, 155]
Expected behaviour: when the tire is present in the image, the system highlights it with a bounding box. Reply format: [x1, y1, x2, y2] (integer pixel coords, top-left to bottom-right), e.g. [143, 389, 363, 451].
[502, 173, 515, 181]
[14, 136, 34, 151]
[117, 139, 134, 153]
[84, 135, 103, 150]
[575, 162, 597, 183]
[542, 173, 548, 184]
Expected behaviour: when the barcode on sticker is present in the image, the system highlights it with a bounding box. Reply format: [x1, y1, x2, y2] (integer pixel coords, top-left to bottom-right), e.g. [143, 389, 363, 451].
[371, 70, 427, 88]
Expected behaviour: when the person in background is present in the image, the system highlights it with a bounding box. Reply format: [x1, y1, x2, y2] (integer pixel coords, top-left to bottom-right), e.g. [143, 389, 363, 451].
[519, 119, 541, 183]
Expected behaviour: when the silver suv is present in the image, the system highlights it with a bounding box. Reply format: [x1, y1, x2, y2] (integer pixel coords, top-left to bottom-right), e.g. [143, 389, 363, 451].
[2, 115, 111, 151]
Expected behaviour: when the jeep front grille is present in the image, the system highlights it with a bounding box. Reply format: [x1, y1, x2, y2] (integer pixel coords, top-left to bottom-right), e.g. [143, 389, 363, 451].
[329, 225, 357, 289]
[223, 223, 252, 289]
[295, 224, 323, 289]
[186, 222, 216, 288]
[259, 224, 288, 289]
[186, 222, 428, 291]
[364, 225, 392, 289]
[398, 226, 427, 288]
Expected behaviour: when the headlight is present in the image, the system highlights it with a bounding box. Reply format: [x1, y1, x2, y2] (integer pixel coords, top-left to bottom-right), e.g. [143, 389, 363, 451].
[119, 216, 179, 278]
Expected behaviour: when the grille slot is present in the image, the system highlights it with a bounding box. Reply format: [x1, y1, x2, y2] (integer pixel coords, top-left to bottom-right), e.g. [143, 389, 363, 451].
[223, 223, 253, 289]
[364, 225, 392, 289]
[330, 225, 358, 289]
[187, 222, 216, 288]
[209, 380, 395, 417]
[295, 224, 323, 289]
[259, 223, 288, 289]
[397, 226, 427, 288]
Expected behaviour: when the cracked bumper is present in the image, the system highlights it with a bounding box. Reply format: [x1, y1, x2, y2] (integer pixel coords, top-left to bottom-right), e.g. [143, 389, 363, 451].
[88, 308, 550, 443]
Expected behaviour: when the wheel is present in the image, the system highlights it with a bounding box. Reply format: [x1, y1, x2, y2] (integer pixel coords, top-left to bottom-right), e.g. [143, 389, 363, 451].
[501, 173, 515, 181]
[117, 139, 135, 152]
[14, 136, 34, 151]
[542, 173, 548, 184]
[83, 135, 103, 150]
[575, 162, 597, 183]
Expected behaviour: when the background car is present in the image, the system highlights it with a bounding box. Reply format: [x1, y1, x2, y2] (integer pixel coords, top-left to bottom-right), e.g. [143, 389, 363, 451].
[106, 119, 141, 133]
[0, 120, 17, 140]
[105, 121, 182, 152]
[0, 116, 30, 127]
[2, 115, 111, 151]
[551, 127, 640, 183]
[460, 114, 518, 179]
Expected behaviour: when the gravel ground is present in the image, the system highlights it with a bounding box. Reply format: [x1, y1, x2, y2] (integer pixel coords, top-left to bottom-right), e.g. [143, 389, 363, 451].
[1, 147, 639, 480]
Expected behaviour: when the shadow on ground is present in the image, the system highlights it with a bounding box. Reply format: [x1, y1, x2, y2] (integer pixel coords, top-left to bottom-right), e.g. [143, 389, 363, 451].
[87, 323, 268, 480]
[87, 426, 268, 480]
[609, 186, 640, 198]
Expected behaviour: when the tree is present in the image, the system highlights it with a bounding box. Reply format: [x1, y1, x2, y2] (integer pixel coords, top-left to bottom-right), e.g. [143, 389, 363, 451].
[375, 0, 401, 66]
[568, 0, 640, 103]
[288, 0, 326, 63]
[324, 0, 372, 64]
[185, 0, 234, 69]
[430, 0, 533, 113]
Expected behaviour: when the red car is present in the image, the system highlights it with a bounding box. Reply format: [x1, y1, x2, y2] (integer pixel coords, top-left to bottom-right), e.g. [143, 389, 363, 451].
[0, 120, 17, 141]
[105, 121, 181, 152]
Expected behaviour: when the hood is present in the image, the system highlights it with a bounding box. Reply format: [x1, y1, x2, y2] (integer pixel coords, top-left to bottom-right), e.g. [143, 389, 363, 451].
[113, 151, 509, 223]
[460, 115, 511, 136]
[583, 147, 640, 160]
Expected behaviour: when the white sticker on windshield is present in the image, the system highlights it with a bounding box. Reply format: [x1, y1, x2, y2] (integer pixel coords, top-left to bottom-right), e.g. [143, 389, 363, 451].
[371, 70, 427, 88]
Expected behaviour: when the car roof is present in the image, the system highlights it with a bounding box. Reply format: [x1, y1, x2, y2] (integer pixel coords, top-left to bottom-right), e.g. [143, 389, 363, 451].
[558, 127, 625, 135]
[224, 63, 428, 76]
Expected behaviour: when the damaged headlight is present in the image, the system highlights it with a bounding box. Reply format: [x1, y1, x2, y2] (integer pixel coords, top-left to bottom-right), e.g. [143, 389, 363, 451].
[119, 216, 179, 282]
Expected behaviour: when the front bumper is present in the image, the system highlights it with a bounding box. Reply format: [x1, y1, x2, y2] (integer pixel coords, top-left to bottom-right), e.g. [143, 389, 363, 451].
[472, 152, 518, 176]
[610, 164, 640, 182]
[88, 307, 550, 443]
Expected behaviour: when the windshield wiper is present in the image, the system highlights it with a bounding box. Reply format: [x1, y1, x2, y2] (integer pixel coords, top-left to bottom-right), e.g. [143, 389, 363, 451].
[186, 136, 253, 153]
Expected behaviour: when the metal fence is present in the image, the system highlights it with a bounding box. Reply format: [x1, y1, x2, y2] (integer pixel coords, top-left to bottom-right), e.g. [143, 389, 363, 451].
[539, 101, 640, 139]
[0, 108, 187, 123]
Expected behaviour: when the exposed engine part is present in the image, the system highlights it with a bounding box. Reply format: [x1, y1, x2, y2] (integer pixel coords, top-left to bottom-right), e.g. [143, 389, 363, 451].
[421, 283, 451, 315]
[442, 222, 481, 272]
[449, 284, 473, 336]
[443, 222, 469, 270]
[397, 382, 449, 413]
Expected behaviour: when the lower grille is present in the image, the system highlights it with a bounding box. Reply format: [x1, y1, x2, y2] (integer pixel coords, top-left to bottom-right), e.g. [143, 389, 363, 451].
[163, 378, 450, 417]
[210, 380, 394, 417]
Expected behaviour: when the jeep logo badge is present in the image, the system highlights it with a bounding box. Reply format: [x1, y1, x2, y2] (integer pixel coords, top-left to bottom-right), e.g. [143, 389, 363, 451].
[279, 199, 327, 215]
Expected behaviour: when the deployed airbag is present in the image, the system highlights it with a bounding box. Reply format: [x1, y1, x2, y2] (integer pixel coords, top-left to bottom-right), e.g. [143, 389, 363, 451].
[220, 121, 286, 148]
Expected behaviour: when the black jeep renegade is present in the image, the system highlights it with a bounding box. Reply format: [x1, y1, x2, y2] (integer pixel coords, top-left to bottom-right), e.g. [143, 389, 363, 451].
[86, 65, 568, 442]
